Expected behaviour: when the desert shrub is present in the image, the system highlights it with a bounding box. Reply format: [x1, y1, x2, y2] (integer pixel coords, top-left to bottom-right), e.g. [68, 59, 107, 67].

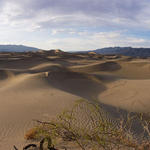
[25, 127, 39, 140]
[26, 99, 150, 150]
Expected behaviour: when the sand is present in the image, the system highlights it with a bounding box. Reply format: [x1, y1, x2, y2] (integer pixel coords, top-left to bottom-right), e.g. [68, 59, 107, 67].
[0, 52, 150, 149]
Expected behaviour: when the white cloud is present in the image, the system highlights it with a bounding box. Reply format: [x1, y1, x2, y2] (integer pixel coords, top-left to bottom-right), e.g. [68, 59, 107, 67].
[41, 31, 150, 51]
[0, 30, 149, 51]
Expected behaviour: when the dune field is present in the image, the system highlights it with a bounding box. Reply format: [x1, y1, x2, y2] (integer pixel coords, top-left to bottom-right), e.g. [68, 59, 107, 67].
[0, 51, 150, 149]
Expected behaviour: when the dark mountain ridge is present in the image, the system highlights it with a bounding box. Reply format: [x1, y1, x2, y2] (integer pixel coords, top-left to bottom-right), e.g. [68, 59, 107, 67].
[0, 45, 40, 52]
[92, 47, 150, 57]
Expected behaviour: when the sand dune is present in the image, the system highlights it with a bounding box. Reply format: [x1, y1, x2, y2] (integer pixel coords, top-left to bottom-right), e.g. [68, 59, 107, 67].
[0, 69, 15, 80]
[0, 52, 150, 149]
[99, 79, 150, 112]
[70, 61, 121, 73]
[0, 72, 79, 149]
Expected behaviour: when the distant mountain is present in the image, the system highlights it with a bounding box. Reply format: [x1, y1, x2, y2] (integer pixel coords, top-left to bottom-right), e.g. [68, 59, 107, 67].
[0, 45, 40, 52]
[91, 47, 150, 57]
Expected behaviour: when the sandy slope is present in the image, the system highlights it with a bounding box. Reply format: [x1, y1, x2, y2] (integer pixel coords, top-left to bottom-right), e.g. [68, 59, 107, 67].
[0, 52, 150, 149]
[0, 72, 79, 149]
[99, 79, 150, 113]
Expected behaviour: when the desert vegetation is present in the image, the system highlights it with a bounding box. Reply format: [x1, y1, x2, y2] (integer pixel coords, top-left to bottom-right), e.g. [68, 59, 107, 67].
[23, 100, 150, 150]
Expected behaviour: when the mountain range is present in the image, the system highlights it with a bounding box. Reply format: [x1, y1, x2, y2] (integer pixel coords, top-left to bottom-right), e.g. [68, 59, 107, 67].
[0, 45, 40, 52]
[89, 47, 150, 57]
[1, 45, 150, 57]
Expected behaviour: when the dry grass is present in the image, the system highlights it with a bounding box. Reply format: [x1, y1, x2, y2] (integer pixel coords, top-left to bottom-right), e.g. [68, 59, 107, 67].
[25, 100, 150, 150]
[25, 127, 38, 140]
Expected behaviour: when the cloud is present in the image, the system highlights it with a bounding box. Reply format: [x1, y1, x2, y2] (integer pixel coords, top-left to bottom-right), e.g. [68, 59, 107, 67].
[51, 28, 76, 35]
[0, 0, 150, 50]
[43, 31, 150, 51]
[0, 0, 150, 30]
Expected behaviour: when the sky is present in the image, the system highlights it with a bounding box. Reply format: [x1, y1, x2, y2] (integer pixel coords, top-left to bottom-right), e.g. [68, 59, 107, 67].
[0, 0, 150, 51]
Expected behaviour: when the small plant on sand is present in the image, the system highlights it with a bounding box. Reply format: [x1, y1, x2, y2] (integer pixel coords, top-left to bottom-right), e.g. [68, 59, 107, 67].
[25, 99, 150, 150]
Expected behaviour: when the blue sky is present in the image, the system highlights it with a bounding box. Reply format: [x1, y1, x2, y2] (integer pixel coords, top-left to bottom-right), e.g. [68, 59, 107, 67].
[0, 0, 150, 51]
